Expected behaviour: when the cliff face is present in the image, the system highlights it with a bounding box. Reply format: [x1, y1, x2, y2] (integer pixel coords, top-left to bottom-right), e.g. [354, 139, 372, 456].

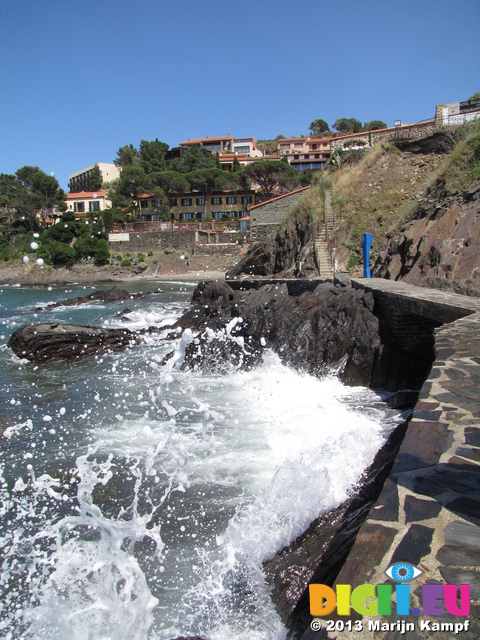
[373, 134, 480, 295]
[329, 128, 480, 296]
[227, 212, 317, 279]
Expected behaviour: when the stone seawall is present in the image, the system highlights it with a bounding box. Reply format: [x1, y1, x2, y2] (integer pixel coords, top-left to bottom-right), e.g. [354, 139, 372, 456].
[297, 279, 480, 639]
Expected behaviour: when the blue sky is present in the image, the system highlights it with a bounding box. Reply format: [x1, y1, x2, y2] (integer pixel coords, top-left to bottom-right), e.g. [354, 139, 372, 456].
[1, 0, 479, 191]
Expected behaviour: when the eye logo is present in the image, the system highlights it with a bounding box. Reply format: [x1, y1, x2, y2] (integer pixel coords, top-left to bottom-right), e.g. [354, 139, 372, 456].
[385, 562, 423, 582]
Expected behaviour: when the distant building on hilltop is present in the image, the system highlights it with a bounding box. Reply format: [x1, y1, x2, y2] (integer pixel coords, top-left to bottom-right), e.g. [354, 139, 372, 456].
[68, 163, 120, 193]
[277, 136, 331, 172]
[179, 135, 263, 158]
[435, 98, 480, 126]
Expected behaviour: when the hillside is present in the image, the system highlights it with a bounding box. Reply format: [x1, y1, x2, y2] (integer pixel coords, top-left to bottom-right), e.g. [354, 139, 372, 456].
[325, 124, 480, 295]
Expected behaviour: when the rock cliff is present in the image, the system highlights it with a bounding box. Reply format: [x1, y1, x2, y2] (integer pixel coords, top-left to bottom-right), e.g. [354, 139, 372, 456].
[227, 212, 317, 279]
[373, 132, 480, 295]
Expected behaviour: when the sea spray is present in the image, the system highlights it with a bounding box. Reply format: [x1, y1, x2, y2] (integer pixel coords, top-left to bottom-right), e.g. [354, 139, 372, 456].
[0, 283, 404, 639]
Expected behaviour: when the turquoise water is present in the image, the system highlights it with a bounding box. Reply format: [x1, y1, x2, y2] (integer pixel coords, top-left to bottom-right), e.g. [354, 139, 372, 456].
[0, 282, 402, 640]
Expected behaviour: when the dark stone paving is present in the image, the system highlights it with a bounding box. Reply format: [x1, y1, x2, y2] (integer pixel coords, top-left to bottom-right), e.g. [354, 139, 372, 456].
[404, 496, 442, 522]
[302, 280, 480, 639]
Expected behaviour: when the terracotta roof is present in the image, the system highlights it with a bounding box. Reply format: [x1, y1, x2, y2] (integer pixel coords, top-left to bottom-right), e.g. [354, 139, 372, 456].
[249, 186, 310, 211]
[67, 190, 108, 198]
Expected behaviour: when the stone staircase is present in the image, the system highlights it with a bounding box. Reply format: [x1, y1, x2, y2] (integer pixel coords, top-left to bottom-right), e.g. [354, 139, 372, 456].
[314, 189, 334, 277]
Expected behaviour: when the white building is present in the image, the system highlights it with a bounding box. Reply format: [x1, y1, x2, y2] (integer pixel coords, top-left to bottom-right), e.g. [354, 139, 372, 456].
[435, 98, 480, 126]
[68, 163, 120, 193]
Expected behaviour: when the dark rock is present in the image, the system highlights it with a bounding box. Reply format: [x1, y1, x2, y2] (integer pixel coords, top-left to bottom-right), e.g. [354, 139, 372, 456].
[369, 478, 399, 521]
[436, 544, 480, 567]
[7, 322, 139, 363]
[392, 421, 452, 473]
[176, 280, 384, 386]
[455, 446, 480, 463]
[389, 524, 434, 565]
[438, 567, 480, 599]
[404, 496, 442, 523]
[271, 419, 408, 635]
[227, 213, 317, 279]
[32, 286, 150, 311]
[447, 495, 480, 519]
[393, 131, 456, 155]
[333, 273, 350, 287]
[465, 427, 480, 447]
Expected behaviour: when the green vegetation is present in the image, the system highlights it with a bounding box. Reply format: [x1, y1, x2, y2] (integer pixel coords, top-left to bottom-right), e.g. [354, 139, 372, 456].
[0, 203, 110, 265]
[325, 121, 480, 269]
[435, 120, 480, 190]
[309, 119, 330, 135]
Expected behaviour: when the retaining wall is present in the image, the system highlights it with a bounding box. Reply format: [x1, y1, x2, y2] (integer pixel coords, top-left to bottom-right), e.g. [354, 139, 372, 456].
[299, 279, 480, 639]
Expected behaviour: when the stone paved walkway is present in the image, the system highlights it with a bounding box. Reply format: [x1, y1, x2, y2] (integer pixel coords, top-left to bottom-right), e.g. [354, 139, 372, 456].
[302, 279, 480, 639]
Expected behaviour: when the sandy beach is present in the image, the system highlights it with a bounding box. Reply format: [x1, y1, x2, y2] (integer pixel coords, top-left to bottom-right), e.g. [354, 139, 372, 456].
[0, 261, 227, 286]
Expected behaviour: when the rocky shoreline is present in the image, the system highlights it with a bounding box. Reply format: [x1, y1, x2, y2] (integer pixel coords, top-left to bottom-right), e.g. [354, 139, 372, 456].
[0, 261, 227, 286]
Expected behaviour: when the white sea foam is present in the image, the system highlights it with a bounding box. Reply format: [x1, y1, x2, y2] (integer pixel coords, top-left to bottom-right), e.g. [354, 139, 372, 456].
[0, 286, 402, 640]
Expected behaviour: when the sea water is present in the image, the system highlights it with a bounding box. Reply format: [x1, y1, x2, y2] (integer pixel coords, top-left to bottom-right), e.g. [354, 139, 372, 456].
[0, 281, 403, 640]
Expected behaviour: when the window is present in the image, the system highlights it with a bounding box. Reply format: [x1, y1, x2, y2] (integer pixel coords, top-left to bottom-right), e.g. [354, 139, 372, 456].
[171, 198, 177, 206]
[314, 154, 320, 159]
[241, 195, 253, 205]
[140, 199, 148, 208]
[74, 202, 85, 213]
[154, 198, 163, 208]
[180, 212, 192, 220]
[213, 211, 223, 220]
[228, 211, 237, 218]
[196, 197, 205, 206]
[195, 212, 204, 220]
[181, 198, 192, 206]
[226, 196, 237, 205]
[211, 196, 222, 205]
[89, 200, 100, 212]
[311, 144, 317, 150]
[294, 155, 299, 160]
[304, 154, 310, 159]
[233, 146, 249, 154]
[203, 142, 222, 152]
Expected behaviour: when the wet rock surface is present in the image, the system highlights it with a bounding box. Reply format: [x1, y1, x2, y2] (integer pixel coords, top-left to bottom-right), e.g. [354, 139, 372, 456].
[31, 285, 151, 311]
[175, 279, 383, 386]
[7, 322, 139, 363]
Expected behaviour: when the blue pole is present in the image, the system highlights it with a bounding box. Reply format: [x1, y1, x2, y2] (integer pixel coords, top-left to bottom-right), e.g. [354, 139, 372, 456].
[362, 233, 373, 278]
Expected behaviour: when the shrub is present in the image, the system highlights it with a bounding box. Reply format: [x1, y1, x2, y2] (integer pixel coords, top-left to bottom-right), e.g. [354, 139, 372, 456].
[120, 258, 132, 267]
[137, 252, 145, 263]
[164, 247, 176, 254]
[94, 239, 110, 265]
[48, 241, 77, 266]
[346, 252, 358, 270]
[147, 250, 154, 257]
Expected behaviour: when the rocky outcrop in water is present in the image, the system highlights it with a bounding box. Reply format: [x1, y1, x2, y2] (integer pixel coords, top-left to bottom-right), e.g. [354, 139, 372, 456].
[32, 286, 151, 312]
[8, 322, 139, 363]
[175, 279, 382, 386]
